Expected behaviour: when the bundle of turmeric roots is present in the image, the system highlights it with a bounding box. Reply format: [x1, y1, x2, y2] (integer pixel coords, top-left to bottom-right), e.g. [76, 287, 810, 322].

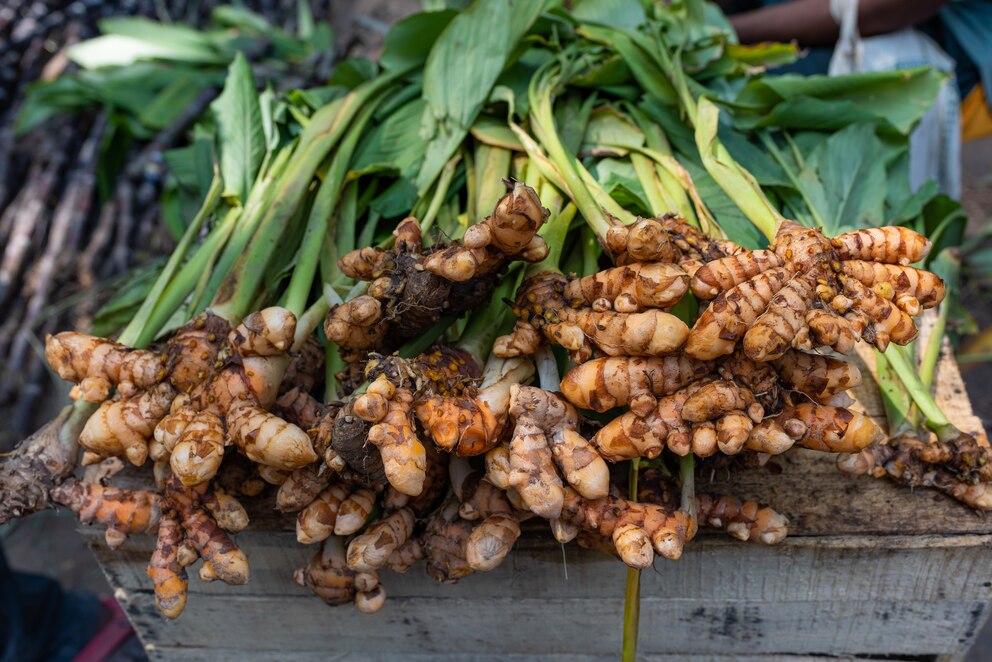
[36, 180, 983, 619]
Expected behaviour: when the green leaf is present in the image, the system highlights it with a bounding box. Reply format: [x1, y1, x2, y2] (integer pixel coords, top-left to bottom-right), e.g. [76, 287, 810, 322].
[725, 42, 798, 68]
[353, 98, 429, 177]
[581, 24, 679, 107]
[582, 106, 644, 151]
[733, 68, 947, 135]
[717, 127, 790, 189]
[591, 158, 651, 215]
[380, 10, 458, 71]
[329, 58, 379, 89]
[684, 160, 767, 249]
[137, 73, 213, 129]
[417, 0, 547, 193]
[212, 6, 271, 34]
[888, 179, 938, 225]
[470, 115, 524, 150]
[371, 178, 419, 218]
[70, 17, 225, 68]
[571, 0, 646, 31]
[211, 52, 265, 204]
[800, 123, 887, 233]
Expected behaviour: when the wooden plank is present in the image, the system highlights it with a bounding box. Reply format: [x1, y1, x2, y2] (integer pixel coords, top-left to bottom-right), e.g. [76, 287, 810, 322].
[699, 448, 992, 537]
[87, 529, 992, 604]
[82, 313, 992, 659]
[144, 650, 876, 662]
[112, 590, 987, 658]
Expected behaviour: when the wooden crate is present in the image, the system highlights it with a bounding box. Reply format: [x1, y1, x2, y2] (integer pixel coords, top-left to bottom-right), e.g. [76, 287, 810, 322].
[83, 338, 992, 661]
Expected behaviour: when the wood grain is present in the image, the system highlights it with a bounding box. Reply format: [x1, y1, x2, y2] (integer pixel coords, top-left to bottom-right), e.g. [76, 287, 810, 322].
[81, 313, 992, 660]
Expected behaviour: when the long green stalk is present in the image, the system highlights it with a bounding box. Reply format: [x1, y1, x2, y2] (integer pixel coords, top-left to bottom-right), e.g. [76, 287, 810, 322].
[211, 71, 408, 322]
[884, 344, 957, 440]
[621, 457, 641, 662]
[118, 175, 222, 347]
[284, 97, 383, 316]
[528, 62, 617, 240]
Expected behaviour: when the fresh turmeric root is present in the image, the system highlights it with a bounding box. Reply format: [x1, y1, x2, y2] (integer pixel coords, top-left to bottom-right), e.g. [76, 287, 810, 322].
[687, 221, 943, 361]
[295, 536, 386, 613]
[54, 474, 249, 619]
[48, 308, 315, 481]
[326, 181, 549, 356]
[494, 215, 736, 362]
[589, 350, 870, 459]
[51, 480, 161, 549]
[557, 487, 692, 568]
[559, 355, 713, 415]
[839, 434, 992, 510]
[604, 214, 737, 268]
[415, 356, 535, 456]
[495, 271, 689, 363]
[635, 468, 788, 544]
[482, 385, 609, 519]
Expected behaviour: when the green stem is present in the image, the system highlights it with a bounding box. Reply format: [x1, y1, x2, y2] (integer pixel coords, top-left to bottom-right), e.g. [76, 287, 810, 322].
[284, 99, 381, 317]
[874, 349, 916, 436]
[758, 131, 828, 231]
[529, 63, 615, 240]
[921, 250, 960, 389]
[680, 453, 696, 517]
[581, 226, 600, 277]
[189, 206, 240, 316]
[920, 306, 948, 391]
[199, 143, 296, 313]
[531, 202, 577, 274]
[456, 269, 525, 364]
[211, 71, 406, 322]
[884, 344, 956, 438]
[118, 175, 222, 347]
[419, 155, 460, 236]
[622, 457, 641, 662]
[630, 152, 670, 216]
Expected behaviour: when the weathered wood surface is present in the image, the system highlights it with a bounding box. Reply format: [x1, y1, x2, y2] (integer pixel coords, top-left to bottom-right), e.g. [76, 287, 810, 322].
[82, 316, 992, 661]
[92, 527, 992, 660]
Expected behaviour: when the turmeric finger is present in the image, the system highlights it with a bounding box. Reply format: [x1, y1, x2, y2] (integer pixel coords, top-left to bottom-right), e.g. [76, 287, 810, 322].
[147, 513, 188, 619]
[833, 226, 931, 265]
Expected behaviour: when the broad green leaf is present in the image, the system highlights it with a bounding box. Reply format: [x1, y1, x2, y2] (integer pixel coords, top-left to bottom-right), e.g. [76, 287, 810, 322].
[380, 10, 458, 71]
[683, 160, 766, 248]
[888, 179, 938, 225]
[354, 98, 429, 177]
[212, 52, 265, 204]
[718, 127, 790, 189]
[571, 0, 647, 31]
[329, 58, 379, 89]
[734, 68, 947, 135]
[417, 0, 547, 192]
[591, 158, 651, 215]
[372, 178, 419, 217]
[580, 24, 679, 106]
[470, 115, 524, 150]
[71, 17, 224, 68]
[138, 73, 213, 129]
[801, 123, 887, 233]
[582, 106, 644, 151]
[725, 42, 798, 68]
[212, 6, 271, 34]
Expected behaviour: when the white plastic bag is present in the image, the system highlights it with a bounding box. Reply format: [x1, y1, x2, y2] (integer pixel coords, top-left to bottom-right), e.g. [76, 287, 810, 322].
[828, 0, 961, 198]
